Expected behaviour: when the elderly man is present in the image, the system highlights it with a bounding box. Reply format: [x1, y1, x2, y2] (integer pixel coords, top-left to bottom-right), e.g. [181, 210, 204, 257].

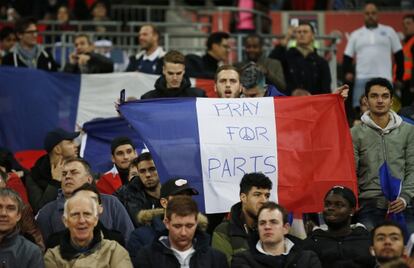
[44, 193, 132, 267]
[36, 158, 134, 243]
[0, 188, 44, 267]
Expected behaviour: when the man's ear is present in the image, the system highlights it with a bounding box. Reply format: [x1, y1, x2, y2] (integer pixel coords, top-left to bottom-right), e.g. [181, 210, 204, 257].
[160, 198, 168, 209]
[111, 155, 115, 164]
[240, 193, 247, 203]
[62, 216, 68, 228]
[283, 222, 290, 235]
[54, 144, 62, 155]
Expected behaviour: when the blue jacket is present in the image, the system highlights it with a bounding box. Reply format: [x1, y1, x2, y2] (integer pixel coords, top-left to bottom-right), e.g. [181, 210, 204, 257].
[0, 228, 44, 268]
[36, 191, 134, 242]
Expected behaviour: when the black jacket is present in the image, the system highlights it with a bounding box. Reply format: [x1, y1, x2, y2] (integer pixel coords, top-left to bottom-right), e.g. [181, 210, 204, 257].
[134, 229, 228, 268]
[45, 221, 125, 250]
[302, 225, 375, 268]
[269, 46, 331, 95]
[185, 53, 219, 79]
[113, 176, 161, 227]
[231, 246, 321, 268]
[141, 75, 206, 99]
[63, 52, 114, 74]
[2, 49, 58, 72]
[28, 154, 60, 213]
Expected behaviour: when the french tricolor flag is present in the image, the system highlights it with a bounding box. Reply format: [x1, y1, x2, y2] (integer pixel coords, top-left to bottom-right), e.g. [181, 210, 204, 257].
[119, 95, 357, 214]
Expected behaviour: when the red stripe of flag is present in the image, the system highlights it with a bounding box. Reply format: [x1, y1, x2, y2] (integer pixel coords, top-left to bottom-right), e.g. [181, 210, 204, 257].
[274, 94, 357, 213]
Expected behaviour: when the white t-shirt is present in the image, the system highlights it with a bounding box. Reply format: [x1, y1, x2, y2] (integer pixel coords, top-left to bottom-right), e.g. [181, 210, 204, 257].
[344, 24, 402, 81]
[171, 246, 195, 268]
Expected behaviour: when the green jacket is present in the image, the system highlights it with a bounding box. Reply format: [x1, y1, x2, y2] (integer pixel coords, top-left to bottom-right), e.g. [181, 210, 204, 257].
[211, 202, 256, 264]
[351, 111, 414, 208]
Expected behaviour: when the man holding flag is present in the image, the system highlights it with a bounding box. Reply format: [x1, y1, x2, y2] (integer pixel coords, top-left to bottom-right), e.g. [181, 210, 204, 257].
[351, 78, 414, 234]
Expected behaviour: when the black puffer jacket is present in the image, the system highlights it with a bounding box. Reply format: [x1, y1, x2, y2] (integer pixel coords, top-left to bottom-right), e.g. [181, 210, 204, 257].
[302, 224, 375, 268]
[141, 75, 206, 99]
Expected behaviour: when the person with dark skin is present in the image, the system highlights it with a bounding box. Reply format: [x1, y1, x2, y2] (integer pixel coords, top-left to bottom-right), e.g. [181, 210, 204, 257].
[302, 186, 374, 268]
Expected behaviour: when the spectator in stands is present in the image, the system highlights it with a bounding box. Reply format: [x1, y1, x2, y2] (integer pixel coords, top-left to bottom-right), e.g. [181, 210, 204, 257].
[212, 172, 272, 264]
[46, 183, 125, 249]
[126, 177, 202, 260]
[114, 153, 162, 227]
[141, 50, 206, 99]
[63, 33, 114, 74]
[343, 2, 403, 110]
[370, 221, 408, 267]
[0, 169, 45, 251]
[0, 26, 16, 64]
[215, 64, 242, 98]
[185, 31, 231, 79]
[269, 21, 331, 96]
[96, 137, 137, 194]
[36, 158, 134, 243]
[134, 195, 228, 268]
[401, 14, 414, 106]
[351, 78, 414, 233]
[231, 202, 321, 268]
[0, 188, 44, 267]
[86, 1, 113, 33]
[28, 128, 79, 213]
[44, 192, 133, 267]
[302, 186, 374, 268]
[125, 24, 165, 74]
[2, 17, 58, 71]
[236, 34, 286, 91]
[240, 62, 284, 97]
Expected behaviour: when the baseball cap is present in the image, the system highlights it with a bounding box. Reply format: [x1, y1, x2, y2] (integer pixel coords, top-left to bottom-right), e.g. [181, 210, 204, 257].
[44, 128, 80, 153]
[160, 178, 199, 198]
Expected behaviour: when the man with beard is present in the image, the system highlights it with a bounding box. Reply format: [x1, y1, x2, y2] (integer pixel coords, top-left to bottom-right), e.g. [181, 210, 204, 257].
[370, 221, 407, 267]
[141, 50, 206, 99]
[114, 153, 162, 227]
[125, 24, 165, 74]
[96, 137, 137, 194]
[343, 2, 403, 110]
[303, 186, 374, 268]
[236, 34, 286, 92]
[212, 172, 272, 264]
[214, 64, 243, 98]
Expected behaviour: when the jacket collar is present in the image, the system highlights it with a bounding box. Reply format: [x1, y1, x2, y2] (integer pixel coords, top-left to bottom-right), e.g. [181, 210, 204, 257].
[59, 226, 102, 260]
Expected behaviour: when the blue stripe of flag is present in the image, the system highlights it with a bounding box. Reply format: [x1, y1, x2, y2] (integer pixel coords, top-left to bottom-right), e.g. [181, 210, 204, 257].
[119, 98, 205, 211]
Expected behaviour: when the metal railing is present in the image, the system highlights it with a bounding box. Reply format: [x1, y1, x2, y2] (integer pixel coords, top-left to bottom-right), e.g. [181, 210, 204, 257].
[37, 30, 338, 87]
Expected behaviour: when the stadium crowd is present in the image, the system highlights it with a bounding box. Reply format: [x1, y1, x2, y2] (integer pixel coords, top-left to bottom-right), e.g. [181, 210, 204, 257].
[0, 0, 414, 267]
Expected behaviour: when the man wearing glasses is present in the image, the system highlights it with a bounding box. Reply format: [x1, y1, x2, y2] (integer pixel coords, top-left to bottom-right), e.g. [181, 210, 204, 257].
[114, 152, 162, 227]
[2, 17, 58, 71]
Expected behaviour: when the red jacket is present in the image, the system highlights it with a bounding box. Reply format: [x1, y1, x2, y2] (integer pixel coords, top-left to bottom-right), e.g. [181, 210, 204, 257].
[6, 173, 29, 204]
